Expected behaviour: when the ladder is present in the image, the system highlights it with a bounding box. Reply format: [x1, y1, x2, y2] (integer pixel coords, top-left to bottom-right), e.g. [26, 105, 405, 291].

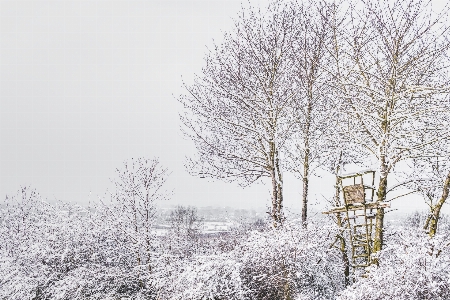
[345, 210, 375, 267]
[341, 171, 378, 269]
[323, 170, 390, 273]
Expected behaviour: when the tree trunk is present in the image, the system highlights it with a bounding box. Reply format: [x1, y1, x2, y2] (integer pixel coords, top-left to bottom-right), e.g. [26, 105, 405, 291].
[270, 143, 283, 227]
[133, 195, 141, 266]
[301, 150, 309, 228]
[301, 97, 312, 228]
[426, 171, 450, 238]
[271, 168, 283, 227]
[336, 188, 350, 286]
[271, 162, 278, 225]
[334, 159, 350, 286]
[276, 149, 284, 225]
[282, 259, 292, 300]
[373, 174, 387, 255]
[145, 192, 152, 272]
[277, 179, 283, 224]
[339, 233, 350, 286]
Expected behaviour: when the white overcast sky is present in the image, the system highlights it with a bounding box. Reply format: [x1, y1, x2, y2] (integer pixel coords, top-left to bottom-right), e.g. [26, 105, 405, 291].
[0, 0, 448, 215]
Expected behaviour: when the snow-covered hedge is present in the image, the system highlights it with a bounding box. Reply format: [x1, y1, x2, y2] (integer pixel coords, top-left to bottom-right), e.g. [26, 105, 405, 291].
[2, 189, 449, 300]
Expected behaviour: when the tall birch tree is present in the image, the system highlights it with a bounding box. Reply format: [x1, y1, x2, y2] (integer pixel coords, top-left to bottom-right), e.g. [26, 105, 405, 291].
[285, 0, 342, 227]
[180, 2, 298, 226]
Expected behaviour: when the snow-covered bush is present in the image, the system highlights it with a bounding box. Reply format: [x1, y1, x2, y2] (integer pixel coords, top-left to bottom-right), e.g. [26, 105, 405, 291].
[31, 265, 157, 300]
[338, 226, 450, 300]
[404, 211, 429, 228]
[156, 220, 346, 300]
[0, 187, 157, 300]
[238, 222, 345, 300]
[161, 254, 246, 300]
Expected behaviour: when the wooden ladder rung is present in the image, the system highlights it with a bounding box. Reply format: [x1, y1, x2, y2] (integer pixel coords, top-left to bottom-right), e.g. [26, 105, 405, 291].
[354, 240, 367, 245]
[354, 239, 370, 244]
[354, 231, 371, 236]
[353, 231, 370, 236]
[354, 233, 369, 237]
[354, 224, 369, 228]
[353, 263, 370, 268]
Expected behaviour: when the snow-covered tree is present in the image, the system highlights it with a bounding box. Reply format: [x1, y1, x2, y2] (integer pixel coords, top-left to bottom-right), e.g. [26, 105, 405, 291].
[105, 157, 171, 270]
[166, 205, 204, 258]
[180, 1, 299, 227]
[282, 0, 344, 228]
[0, 186, 45, 257]
[331, 0, 450, 253]
[404, 143, 450, 237]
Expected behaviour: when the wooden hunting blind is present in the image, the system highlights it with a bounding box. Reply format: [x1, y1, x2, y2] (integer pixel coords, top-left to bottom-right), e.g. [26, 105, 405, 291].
[323, 170, 390, 269]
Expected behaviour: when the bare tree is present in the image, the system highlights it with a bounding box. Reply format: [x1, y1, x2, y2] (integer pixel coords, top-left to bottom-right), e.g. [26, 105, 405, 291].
[0, 186, 46, 257]
[419, 162, 450, 238]
[331, 0, 450, 253]
[167, 206, 204, 258]
[180, 1, 298, 227]
[405, 141, 450, 238]
[284, 0, 346, 228]
[169, 205, 203, 238]
[105, 157, 171, 271]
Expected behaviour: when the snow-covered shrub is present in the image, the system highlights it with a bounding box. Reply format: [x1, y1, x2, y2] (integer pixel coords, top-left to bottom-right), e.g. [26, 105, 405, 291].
[162, 254, 247, 300]
[157, 220, 346, 300]
[32, 265, 157, 300]
[0, 188, 157, 300]
[237, 222, 345, 300]
[338, 226, 450, 300]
